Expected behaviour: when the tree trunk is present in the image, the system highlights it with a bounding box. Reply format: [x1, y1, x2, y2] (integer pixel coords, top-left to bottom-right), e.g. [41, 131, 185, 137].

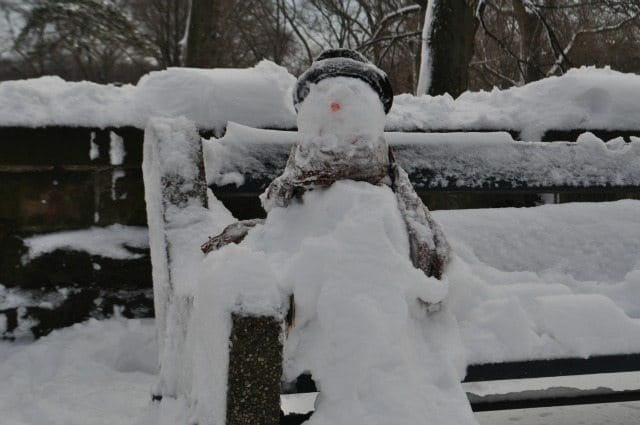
[513, 0, 544, 83]
[184, 0, 218, 67]
[417, 0, 478, 97]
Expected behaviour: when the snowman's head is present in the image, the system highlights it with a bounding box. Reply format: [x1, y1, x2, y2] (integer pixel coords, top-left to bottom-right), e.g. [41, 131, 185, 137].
[293, 49, 393, 115]
[296, 77, 385, 144]
[293, 49, 393, 147]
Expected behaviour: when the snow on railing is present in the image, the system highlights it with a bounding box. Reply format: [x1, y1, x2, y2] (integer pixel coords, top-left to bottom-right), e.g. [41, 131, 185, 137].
[206, 123, 640, 192]
[3, 65, 640, 140]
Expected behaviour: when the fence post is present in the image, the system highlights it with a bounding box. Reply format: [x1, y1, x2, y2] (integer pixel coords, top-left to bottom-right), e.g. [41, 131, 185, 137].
[226, 313, 284, 425]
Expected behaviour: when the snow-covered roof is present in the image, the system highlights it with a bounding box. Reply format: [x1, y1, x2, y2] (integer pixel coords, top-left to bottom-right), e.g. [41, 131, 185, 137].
[1, 65, 640, 139]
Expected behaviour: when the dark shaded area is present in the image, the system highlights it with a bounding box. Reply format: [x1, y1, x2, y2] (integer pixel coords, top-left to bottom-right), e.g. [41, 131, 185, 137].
[0, 232, 152, 339]
[11, 249, 151, 290]
[0, 126, 150, 339]
[0, 126, 143, 166]
[227, 314, 283, 425]
[0, 168, 147, 233]
[465, 353, 640, 382]
[1, 286, 153, 339]
[214, 188, 640, 220]
[280, 411, 313, 425]
[542, 129, 640, 142]
[470, 389, 640, 411]
[424, 0, 478, 97]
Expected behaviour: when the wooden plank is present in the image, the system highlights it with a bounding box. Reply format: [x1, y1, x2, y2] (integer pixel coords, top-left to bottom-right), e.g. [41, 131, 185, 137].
[0, 126, 144, 166]
[469, 389, 640, 411]
[464, 353, 640, 382]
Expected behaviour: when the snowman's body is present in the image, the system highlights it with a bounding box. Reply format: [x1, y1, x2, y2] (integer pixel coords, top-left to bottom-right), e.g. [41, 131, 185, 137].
[271, 78, 475, 425]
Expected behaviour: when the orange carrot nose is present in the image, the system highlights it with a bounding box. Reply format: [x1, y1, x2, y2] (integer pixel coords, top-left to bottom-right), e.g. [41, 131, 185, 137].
[330, 102, 342, 112]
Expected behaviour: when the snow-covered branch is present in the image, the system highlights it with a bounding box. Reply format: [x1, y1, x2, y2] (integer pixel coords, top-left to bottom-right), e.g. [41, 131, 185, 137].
[416, 0, 438, 96]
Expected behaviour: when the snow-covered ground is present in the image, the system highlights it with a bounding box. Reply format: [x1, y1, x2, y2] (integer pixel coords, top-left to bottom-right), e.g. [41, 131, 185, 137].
[2, 317, 640, 425]
[1, 64, 639, 139]
[2, 200, 639, 423]
[0, 317, 157, 425]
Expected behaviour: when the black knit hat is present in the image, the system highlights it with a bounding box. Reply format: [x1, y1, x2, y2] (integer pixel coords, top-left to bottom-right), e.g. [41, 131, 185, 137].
[293, 49, 394, 114]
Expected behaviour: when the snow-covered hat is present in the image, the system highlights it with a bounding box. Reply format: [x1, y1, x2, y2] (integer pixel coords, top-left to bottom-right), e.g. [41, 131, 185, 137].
[293, 49, 394, 114]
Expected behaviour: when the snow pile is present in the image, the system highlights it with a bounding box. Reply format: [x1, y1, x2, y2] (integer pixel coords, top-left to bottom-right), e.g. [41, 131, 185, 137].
[436, 200, 640, 363]
[0, 318, 157, 425]
[187, 76, 473, 424]
[0, 76, 137, 128]
[135, 61, 296, 132]
[22, 224, 149, 261]
[389, 67, 640, 139]
[189, 181, 475, 425]
[0, 61, 296, 132]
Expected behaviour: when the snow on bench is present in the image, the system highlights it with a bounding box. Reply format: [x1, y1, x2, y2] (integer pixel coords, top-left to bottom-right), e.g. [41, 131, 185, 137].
[143, 118, 289, 424]
[142, 117, 235, 401]
[206, 122, 640, 192]
[2, 65, 640, 141]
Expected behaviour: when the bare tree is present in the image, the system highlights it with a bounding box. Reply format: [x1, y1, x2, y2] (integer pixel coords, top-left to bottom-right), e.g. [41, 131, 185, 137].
[279, 0, 424, 92]
[129, 0, 190, 67]
[184, 0, 294, 68]
[13, 0, 150, 82]
[475, 0, 640, 86]
[416, 0, 478, 96]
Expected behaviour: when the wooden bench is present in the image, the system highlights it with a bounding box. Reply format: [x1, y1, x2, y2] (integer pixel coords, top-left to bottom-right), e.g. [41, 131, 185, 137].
[143, 118, 640, 423]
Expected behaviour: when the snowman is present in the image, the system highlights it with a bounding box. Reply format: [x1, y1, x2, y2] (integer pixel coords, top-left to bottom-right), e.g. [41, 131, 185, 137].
[206, 49, 450, 281]
[201, 49, 477, 425]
